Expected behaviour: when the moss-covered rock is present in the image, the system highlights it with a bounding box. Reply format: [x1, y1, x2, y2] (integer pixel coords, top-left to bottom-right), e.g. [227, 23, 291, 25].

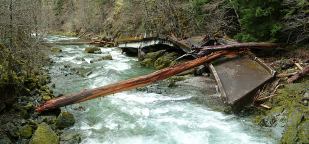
[90, 54, 113, 63]
[71, 67, 93, 77]
[144, 50, 166, 59]
[40, 116, 57, 124]
[42, 95, 52, 101]
[298, 120, 309, 144]
[84, 47, 101, 54]
[51, 47, 62, 53]
[140, 58, 154, 67]
[154, 52, 179, 69]
[23, 102, 34, 110]
[167, 76, 186, 87]
[29, 123, 59, 144]
[281, 108, 304, 144]
[254, 79, 309, 144]
[55, 112, 75, 129]
[19, 125, 33, 139]
[140, 50, 166, 67]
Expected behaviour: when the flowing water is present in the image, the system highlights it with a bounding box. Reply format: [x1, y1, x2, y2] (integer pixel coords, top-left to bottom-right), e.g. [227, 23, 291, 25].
[46, 35, 277, 144]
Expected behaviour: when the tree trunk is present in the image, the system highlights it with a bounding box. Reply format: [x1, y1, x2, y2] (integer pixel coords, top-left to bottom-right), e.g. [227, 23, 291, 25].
[287, 66, 309, 83]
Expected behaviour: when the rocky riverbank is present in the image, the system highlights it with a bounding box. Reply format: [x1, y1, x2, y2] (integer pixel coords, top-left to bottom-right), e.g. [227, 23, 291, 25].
[250, 46, 309, 144]
[0, 74, 80, 144]
[0, 44, 79, 144]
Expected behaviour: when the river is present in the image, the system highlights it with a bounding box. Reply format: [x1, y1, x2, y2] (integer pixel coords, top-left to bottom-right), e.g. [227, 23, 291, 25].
[45, 35, 277, 144]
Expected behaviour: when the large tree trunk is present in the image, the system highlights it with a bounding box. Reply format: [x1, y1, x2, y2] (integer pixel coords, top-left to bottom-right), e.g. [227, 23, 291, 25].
[36, 51, 230, 112]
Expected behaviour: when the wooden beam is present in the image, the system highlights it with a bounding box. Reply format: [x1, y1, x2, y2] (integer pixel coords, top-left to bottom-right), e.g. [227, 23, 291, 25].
[197, 42, 278, 56]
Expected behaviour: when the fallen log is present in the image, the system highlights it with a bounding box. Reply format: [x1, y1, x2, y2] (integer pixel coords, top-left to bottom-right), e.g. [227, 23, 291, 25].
[36, 51, 231, 112]
[287, 66, 309, 83]
[197, 42, 278, 56]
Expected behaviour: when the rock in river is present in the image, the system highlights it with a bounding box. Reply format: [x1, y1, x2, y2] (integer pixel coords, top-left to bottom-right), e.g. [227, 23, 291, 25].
[29, 123, 59, 144]
[84, 47, 101, 54]
[51, 47, 62, 53]
[90, 54, 113, 63]
[55, 112, 75, 129]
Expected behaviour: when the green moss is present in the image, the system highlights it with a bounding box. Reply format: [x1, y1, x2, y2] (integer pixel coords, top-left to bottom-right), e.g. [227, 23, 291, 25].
[84, 47, 101, 53]
[140, 50, 166, 68]
[29, 123, 59, 144]
[253, 79, 308, 143]
[281, 108, 304, 143]
[154, 52, 179, 69]
[42, 95, 51, 101]
[19, 125, 33, 139]
[23, 102, 34, 110]
[144, 50, 166, 59]
[51, 47, 62, 53]
[298, 120, 309, 144]
[167, 76, 186, 87]
[55, 112, 75, 129]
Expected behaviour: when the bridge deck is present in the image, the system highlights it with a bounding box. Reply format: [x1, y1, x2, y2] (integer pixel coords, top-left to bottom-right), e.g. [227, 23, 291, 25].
[209, 54, 275, 109]
[118, 37, 196, 53]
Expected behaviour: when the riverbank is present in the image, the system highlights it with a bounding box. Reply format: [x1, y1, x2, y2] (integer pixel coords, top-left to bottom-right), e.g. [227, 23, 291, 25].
[0, 44, 79, 144]
[250, 45, 309, 144]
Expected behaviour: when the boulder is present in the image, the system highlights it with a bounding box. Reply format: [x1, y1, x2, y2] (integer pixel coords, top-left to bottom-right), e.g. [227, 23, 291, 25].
[55, 112, 75, 129]
[23, 102, 34, 110]
[84, 47, 101, 54]
[154, 52, 179, 69]
[42, 95, 51, 101]
[71, 67, 92, 77]
[19, 125, 33, 139]
[140, 50, 166, 67]
[51, 47, 62, 53]
[281, 108, 303, 144]
[90, 54, 113, 63]
[29, 123, 59, 144]
[60, 131, 82, 144]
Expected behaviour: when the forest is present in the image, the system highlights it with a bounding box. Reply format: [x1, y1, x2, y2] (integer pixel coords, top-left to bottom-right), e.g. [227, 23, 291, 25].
[0, 0, 308, 144]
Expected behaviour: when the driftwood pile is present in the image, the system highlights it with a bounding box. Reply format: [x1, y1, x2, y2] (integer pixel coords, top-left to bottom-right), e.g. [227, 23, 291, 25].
[36, 37, 280, 112]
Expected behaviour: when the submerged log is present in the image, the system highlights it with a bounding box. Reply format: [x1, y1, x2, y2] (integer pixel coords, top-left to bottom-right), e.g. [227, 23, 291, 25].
[36, 51, 231, 112]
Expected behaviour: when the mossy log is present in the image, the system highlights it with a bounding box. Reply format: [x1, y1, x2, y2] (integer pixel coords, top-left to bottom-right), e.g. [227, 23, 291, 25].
[36, 51, 230, 112]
